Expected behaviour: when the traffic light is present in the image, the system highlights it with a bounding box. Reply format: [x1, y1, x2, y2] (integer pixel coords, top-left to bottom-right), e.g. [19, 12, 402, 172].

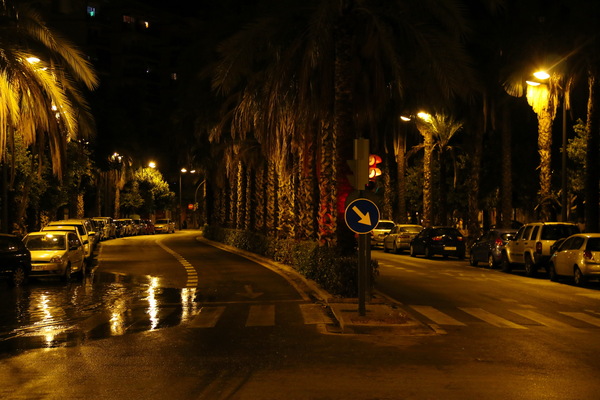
[368, 154, 382, 181]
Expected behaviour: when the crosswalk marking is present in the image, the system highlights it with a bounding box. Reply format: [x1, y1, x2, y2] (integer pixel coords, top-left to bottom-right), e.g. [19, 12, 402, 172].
[300, 304, 334, 324]
[246, 305, 275, 327]
[409, 305, 466, 326]
[560, 312, 600, 328]
[510, 309, 580, 330]
[459, 307, 527, 329]
[190, 306, 225, 328]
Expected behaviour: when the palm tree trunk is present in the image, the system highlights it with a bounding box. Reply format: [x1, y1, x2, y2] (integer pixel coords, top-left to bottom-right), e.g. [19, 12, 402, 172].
[537, 107, 554, 221]
[236, 162, 245, 230]
[266, 161, 278, 238]
[245, 167, 253, 231]
[422, 129, 433, 227]
[585, 71, 600, 231]
[318, 121, 337, 246]
[255, 165, 266, 234]
[438, 151, 448, 226]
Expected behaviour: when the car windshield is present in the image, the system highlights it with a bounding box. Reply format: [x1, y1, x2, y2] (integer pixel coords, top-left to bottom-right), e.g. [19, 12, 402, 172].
[586, 238, 600, 252]
[376, 222, 395, 230]
[401, 226, 422, 233]
[541, 225, 580, 240]
[26, 235, 66, 250]
[156, 219, 169, 224]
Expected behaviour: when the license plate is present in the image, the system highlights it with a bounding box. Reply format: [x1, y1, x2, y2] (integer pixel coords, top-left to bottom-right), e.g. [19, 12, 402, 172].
[31, 266, 43, 271]
[444, 246, 457, 251]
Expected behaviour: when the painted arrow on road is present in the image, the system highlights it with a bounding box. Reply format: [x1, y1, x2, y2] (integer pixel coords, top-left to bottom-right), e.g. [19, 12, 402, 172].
[237, 284, 263, 299]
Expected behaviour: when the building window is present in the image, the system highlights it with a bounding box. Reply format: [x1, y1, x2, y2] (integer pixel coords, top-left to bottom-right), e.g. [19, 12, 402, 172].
[171, 72, 177, 81]
[123, 15, 135, 24]
[87, 6, 96, 17]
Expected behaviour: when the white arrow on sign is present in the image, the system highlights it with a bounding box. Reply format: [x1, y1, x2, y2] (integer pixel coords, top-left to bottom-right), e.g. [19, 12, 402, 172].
[352, 206, 372, 226]
[237, 284, 263, 299]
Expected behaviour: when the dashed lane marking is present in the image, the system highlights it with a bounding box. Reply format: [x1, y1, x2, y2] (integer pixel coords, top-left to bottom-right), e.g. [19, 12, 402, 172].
[156, 239, 198, 289]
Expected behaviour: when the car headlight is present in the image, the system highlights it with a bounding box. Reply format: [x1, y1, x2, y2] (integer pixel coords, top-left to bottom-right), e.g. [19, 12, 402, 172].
[50, 255, 63, 263]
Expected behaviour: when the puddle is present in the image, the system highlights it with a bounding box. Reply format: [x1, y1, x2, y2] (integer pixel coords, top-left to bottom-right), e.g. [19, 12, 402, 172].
[0, 271, 200, 357]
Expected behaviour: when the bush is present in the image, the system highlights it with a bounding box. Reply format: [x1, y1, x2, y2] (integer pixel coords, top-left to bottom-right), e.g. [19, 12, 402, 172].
[201, 225, 378, 297]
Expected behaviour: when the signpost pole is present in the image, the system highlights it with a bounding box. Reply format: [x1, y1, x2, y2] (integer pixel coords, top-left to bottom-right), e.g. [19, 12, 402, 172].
[358, 232, 367, 316]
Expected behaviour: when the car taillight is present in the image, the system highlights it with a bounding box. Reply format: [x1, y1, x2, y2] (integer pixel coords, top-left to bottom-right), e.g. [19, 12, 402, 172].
[495, 238, 503, 247]
[432, 236, 443, 241]
[584, 250, 594, 260]
[399, 234, 410, 239]
[457, 236, 463, 241]
[536, 242, 542, 254]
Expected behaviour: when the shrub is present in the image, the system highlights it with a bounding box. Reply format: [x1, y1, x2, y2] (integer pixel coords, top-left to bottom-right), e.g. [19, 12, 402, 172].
[201, 225, 378, 297]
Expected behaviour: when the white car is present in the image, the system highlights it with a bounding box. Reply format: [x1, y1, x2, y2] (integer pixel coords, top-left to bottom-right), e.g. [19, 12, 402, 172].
[549, 233, 600, 286]
[23, 231, 85, 281]
[43, 220, 92, 259]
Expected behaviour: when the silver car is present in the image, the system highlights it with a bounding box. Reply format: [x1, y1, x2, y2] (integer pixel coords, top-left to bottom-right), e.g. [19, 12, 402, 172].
[370, 220, 395, 248]
[383, 224, 423, 254]
[549, 233, 600, 286]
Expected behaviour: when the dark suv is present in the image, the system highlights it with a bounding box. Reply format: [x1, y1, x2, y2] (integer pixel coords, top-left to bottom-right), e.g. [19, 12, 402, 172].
[501, 222, 580, 276]
[0, 234, 32, 286]
[410, 226, 465, 259]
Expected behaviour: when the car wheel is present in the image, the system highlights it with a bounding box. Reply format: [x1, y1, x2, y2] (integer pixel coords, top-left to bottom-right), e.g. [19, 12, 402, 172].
[469, 253, 478, 267]
[573, 266, 586, 286]
[487, 254, 495, 269]
[61, 264, 72, 282]
[524, 254, 536, 277]
[424, 246, 432, 258]
[9, 266, 28, 287]
[393, 243, 401, 254]
[549, 263, 558, 282]
[383, 244, 389, 253]
[501, 254, 512, 273]
[410, 245, 417, 257]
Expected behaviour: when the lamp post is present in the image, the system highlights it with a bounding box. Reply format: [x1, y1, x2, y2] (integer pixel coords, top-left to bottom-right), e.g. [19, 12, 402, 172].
[179, 168, 196, 229]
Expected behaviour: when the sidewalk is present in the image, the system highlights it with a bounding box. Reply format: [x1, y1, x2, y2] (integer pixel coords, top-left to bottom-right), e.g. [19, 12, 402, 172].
[197, 236, 435, 336]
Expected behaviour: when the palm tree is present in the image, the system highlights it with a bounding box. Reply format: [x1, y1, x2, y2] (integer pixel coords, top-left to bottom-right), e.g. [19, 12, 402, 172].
[0, 2, 97, 232]
[210, 0, 476, 247]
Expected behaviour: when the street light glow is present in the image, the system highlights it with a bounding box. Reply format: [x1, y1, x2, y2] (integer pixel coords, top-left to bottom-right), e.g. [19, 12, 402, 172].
[533, 70, 550, 80]
[148, 162, 156, 168]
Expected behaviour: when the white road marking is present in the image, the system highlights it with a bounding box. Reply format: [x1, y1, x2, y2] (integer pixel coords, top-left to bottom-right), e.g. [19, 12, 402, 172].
[459, 307, 527, 329]
[409, 305, 466, 326]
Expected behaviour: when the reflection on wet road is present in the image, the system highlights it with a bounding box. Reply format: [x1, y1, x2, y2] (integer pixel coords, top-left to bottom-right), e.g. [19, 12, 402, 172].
[0, 271, 199, 357]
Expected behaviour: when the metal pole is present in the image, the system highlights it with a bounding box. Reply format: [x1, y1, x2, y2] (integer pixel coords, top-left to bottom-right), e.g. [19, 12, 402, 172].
[178, 172, 182, 229]
[358, 233, 367, 316]
[561, 98, 568, 222]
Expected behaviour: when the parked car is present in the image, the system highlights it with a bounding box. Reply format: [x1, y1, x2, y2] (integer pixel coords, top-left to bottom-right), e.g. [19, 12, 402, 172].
[410, 226, 465, 259]
[501, 222, 580, 276]
[93, 217, 116, 239]
[44, 219, 93, 260]
[141, 219, 155, 234]
[0, 234, 31, 286]
[383, 224, 423, 254]
[548, 233, 600, 286]
[23, 231, 85, 281]
[154, 218, 175, 234]
[370, 220, 395, 248]
[469, 228, 517, 268]
[114, 218, 136, 236]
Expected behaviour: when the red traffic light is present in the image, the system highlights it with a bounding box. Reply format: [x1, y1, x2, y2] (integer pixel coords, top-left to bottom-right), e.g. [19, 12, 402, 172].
[368, 154, 382, 180]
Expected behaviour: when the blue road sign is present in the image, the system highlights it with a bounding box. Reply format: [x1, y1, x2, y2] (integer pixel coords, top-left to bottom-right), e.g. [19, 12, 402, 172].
[344, 198, 380, 234]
